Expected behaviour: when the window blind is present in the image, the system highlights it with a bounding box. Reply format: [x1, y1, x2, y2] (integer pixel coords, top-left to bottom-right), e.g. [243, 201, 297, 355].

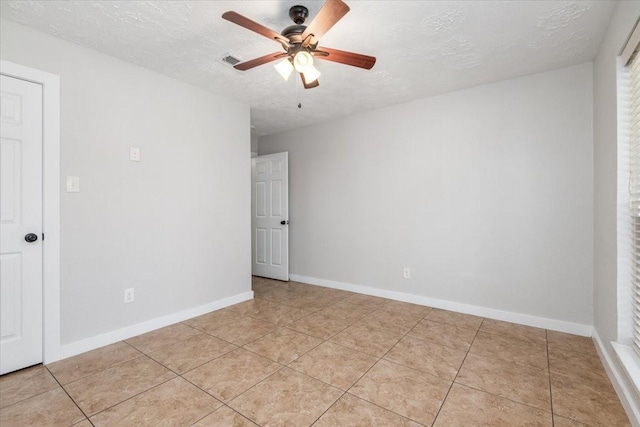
[630, 49, 640, 358]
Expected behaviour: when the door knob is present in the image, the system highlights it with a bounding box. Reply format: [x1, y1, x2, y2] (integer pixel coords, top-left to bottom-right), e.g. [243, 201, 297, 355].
[24, 233, 38, 243]
[280, 220, 289, 225]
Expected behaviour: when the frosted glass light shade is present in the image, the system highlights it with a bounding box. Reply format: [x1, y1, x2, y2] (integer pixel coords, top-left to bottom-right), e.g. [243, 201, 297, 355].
[274, 59, 294, 81]
[302, 64, 321, 83]
[293, 51, 313, 72]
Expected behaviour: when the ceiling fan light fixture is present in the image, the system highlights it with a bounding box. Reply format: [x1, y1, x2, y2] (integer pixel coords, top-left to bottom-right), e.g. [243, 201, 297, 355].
[274, 59, 294, 80]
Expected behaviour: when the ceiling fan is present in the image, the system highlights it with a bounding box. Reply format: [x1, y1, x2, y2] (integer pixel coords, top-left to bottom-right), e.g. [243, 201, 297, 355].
[222, 0, 376, 89]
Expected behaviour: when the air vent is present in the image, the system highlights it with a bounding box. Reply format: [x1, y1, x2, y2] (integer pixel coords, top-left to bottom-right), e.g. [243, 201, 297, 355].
[220, 53, 242, 67]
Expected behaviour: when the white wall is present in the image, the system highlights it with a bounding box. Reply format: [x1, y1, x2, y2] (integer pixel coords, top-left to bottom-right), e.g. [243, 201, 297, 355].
[0, 19, 251, 346]
[260, 63, 593, 327]
[593, 0, 640, 420]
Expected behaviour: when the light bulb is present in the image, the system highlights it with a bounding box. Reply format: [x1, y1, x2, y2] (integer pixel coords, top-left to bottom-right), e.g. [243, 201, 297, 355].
[302, 64, 321, 83]
[293, 51, 313, 72]
[274, 59, 294, 81]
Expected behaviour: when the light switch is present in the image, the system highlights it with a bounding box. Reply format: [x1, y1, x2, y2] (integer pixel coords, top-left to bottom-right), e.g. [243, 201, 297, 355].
[129, 147, 140, 162]
[66, 176, 80, 193]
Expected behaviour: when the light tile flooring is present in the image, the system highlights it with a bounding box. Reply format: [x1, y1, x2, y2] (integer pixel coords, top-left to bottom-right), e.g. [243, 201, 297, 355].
[0, 277, 631, 426]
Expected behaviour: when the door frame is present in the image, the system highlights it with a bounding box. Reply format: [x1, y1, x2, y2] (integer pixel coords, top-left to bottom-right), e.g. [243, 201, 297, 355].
[1, 60, 61, 364]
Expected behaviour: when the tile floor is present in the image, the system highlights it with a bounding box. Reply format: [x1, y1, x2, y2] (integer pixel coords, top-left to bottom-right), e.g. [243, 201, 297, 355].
[0, 277, 631, 426]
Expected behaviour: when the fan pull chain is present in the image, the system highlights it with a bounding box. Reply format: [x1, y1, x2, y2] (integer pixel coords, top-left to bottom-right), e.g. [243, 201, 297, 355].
[295, 71, 302, 109]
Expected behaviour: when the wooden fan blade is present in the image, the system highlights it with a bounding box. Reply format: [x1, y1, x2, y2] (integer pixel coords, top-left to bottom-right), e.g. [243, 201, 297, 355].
[314, 46, 376, 70]
[301, 0, 350, 47]
[234, 52, 288, 71]
[300, 73, 320, 89]
[222, 11, 288, 44]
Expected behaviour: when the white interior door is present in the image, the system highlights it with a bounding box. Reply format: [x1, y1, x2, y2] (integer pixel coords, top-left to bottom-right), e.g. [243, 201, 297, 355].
[252, 152, 289, 281]
[1, 75, 43, 374]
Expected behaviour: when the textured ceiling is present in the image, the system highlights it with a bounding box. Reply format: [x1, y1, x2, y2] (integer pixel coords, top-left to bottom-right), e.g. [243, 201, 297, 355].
[1, 1, 615, 136]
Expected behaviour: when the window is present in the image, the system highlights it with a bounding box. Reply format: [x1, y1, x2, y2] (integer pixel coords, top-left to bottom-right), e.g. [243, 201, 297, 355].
[612, 12, 640, 409]
[630, 48, 640, 358]
[624, 23, 640, 358]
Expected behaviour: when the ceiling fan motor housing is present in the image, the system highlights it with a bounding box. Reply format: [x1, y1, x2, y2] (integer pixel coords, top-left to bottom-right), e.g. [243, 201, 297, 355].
[281, 24, 306, 42]
[289, 5, 309, 24]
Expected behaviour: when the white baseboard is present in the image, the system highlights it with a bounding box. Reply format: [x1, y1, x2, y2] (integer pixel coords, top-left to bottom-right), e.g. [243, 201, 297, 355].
[592, 330, 640, 427]
[290, 274, 592, 336]
[57, 291, 254, 361]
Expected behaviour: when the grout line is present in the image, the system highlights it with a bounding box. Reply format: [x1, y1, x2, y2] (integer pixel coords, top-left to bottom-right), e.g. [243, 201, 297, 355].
[177, 370, 268, 425]
[431, 317, 484, 424]
[230, 404, 261, 426]
[342, 391, 431, 427]
[238, 343, 301, 366]
[547, 329, 555, 427]
[452, 382, 553, 414]
[223, 365, 286, 413]
[287, 343, 375, 390]
[177, 357, 285, 427]
[188, 405, 222, 426]
[308, 391, 348, 426]
[250, 290, 352, 313]
[475, 325, 548, 348]
[279, 334, 328, 364]
[68, 362, 178, 421]
[61, 353, 148, 385]
[52, 354, 147, 388]
[0, 369, 60, 411]
[185, 316, 278, 349]
[88, 375, 178, 418]
[44, 365, 95, 425]
[283, 317, 357, 342]
[146, 343, 238, 377]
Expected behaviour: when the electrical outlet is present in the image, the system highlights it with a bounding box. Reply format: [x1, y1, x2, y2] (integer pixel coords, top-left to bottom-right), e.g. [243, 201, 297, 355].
[124, 288, 135, 304]
[403, 268, 411, 279]
[129, 147, 141, 162]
